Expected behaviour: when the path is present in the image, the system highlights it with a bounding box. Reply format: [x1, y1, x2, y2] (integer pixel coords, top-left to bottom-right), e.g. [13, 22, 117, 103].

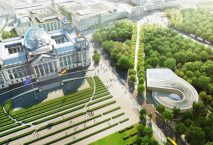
[134, 21, 142, 89]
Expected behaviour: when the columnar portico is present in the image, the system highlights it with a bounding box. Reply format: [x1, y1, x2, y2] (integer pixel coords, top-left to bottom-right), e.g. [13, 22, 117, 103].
[0, 27, 90, 88]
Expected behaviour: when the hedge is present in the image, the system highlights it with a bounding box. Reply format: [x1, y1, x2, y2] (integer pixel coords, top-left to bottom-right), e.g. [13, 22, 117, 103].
[0, 129, 36, 144]
[0, 117, 12, 123]
[24, 115, 103, 145]
[118, 125, 134, 133]
[119, 118, 129, 124]
[88, 96, 113, 106]
[94, 88, 108, 95]
[88, 100, 116, 112]
[0, 122, 21, 132]
[13, 91, 92, 119]
[37, 112, 86, 131]
[0, 120, 15, 128]
[112, 112, 125, 119]
[103, 107, 121, 115]
[32, 105, 85, 125]
[95, 86, 107, 95]
[92, 92, 110, 100]
[44, 118, 111, 145]
[0, 125, 31, 137]
[11, 83, 93, 116]
[65, 123, 119, 145]
[22, 99, 89, 123]
[38, 103, 116, 131]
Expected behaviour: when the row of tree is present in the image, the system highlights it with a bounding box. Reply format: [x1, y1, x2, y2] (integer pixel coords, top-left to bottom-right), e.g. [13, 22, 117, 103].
[2, 30, 17, 39]
[142, 25, 213, 110]
[166, 8, 213, 43]
[135, 109, 158, 145]
[92, 50, 100, 65]
[137, 27, 146, 94]
[93, 21, 140, 86]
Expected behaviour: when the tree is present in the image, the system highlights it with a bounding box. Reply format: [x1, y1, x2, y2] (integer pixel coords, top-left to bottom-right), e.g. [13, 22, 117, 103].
[148, 113, 153, 119]
[198, 75, 211, 90]
[92, 50, 100, 64]
[162, 110, 174, 122]
[139, 108, 146, 123]
[140, 108, 147, 117]
[183, 111, 193, 120]
[164, 58, 176, 70]
[192, 102, 208, 118]
[137, 124, 145, 137]
[185, 125, 206, 145]
[143, 127, 153, 137]
[129, 75, 136, 84]
[2, 31, 17, 39]
[175, 123, 186, 135]
[156, 104, 165, 114]
[117, 55, 132, 70]
[205, 142, 213, 145]
[140, 136, 159, 145]
[138, 84, 144, 94]
[172, 107, 180, 118]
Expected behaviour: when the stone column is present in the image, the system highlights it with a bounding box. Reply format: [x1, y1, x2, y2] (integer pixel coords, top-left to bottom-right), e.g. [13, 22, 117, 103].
[33, 66, 37, 77]
[70, 55, 73, 67]
[47, 63, 51, 74]
[55, 61, 59, 72]
[81, 52, 84, 66]
[51, 62, 55, 72]
[42, 64, 46, 76]
[10, 69, 15, 79]
[66, 56, 69, 67]
[38, 65, 42, 77]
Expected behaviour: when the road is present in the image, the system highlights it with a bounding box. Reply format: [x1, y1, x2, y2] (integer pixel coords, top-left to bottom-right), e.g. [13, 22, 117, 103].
[85, 31, 168, 145]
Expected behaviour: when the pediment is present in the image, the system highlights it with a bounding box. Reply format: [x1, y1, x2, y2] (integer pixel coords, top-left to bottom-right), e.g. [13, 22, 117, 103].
[31, 54, 57, 64]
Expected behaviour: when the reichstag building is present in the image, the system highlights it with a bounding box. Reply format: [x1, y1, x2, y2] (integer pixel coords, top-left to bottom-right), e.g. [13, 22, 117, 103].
[0, 27, 90, 88]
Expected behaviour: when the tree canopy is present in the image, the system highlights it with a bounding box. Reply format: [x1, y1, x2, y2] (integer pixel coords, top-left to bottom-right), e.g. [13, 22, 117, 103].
[2, 31, 17, 39]
[143, 25, 213, 110]
[166, 8, 213, 43]
[93, 21, 135, 70]
[93, 50, 100, 64]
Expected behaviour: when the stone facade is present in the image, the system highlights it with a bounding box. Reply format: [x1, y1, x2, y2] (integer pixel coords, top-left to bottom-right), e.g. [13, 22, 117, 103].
[0, 27, 90, 88]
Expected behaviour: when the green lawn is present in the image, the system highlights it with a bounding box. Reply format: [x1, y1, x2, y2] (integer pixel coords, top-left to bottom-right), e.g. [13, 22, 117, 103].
[0, 76, 120, 144]
[89, 132, 126, 145]
[89, 124, 139, 145]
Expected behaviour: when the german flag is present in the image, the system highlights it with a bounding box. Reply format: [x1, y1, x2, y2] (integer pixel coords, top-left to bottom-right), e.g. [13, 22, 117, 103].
[60, 68, 67, 75]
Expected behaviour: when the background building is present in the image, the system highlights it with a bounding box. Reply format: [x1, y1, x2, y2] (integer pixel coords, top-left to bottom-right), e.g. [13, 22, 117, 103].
[14, 5, 64, 36]
[55, 0, 129, 31]
[55, 0, 179, 32]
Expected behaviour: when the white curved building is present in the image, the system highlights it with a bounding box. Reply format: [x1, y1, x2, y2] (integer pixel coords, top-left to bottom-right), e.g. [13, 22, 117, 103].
[146, 68, 199, 111]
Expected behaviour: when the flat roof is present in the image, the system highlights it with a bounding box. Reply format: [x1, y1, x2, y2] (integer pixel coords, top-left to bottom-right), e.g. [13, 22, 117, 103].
[60, 0, 114, 19]
[15, 5, 62, 24]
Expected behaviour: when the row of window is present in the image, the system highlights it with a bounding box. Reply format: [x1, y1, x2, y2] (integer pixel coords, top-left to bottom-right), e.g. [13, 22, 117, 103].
[8, 46, 23, 54]
[8, 67, 30, 79]
[59, 53, 82, 67]
[39, 21, 62, 31]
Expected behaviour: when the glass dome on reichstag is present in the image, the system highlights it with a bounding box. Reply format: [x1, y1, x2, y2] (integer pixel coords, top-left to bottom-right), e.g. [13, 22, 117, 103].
[24, 27, 51, 50]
